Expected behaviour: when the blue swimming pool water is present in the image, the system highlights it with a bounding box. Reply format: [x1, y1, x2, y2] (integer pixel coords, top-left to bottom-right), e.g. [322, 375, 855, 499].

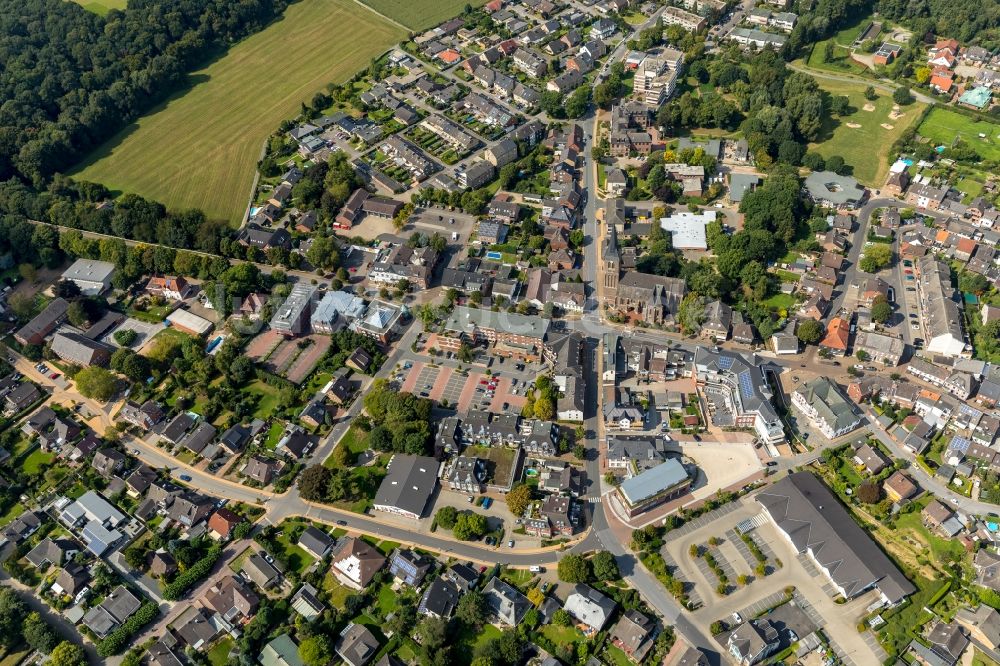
[206, 335, 224, 353]
[901, 158, 914, 166]
[485, 251, 502, 260]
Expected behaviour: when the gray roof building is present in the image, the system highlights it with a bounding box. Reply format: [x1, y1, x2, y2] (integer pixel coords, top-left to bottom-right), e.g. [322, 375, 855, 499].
[756, 472, 915, 603]
[372, 454, 439, 519]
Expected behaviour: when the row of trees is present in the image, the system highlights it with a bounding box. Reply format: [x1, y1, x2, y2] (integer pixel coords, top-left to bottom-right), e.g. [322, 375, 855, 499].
[0, 587, 81, 663]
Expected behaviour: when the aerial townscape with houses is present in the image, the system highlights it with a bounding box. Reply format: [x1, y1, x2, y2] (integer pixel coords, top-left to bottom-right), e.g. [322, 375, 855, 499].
[3, 0, 1000, 665]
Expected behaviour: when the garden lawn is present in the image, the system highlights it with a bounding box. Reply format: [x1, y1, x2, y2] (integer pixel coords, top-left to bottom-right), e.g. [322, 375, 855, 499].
[895, 510, 967, 566]
[809, 78, 927, 186]
[275, 525, 317, 573]
[263, 422, 284, 450]
[0, 503, 25, 528]
[21, 448, 55, 476]
[541, 624, 584, 646]
[245, 380, 281, 419]
[955, 177, 984, 201]
[72, 0, 406, 222]
[762, 293, 797, 312]
[207, 637, 234, 666]
[917, 107, 1000, 162]
[604, 646, 635, 666]
[326, 424, 369, 466]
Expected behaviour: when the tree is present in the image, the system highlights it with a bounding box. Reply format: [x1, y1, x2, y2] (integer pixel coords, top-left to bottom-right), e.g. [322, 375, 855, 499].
[455, 589, 487, 627]
[797, 319, 825, 344]
[297, 465, 332, 501]
[506, 484, 531, 517]
[533, 396, 555, 421]
[859, 244, 893, 273]
[677, 294, 705, 335]
[825, 155, 846, 175]
[857, 481, 880, 503]
[113, 328, 138, 346]
[864, 86, 878, 101]
[453, 512, 488, 540]
[959, 271, 989, 294]
[893, 86, 914, 105]
[299, 635, 333, 666]
[591, 551, 619, 581]
[871, 300, 892, 324]
[553, 609, 573, 626]
[75, 366, 118, 402]
[7, 292, 36, 321]
[565, 86, 592, 119]
[49, 642, 87, 666]
[856, 349, 870, 361]
[52, 279, 80, 298]
[557, 554, 591, 583]
[23, 612, 58, 654]
[436, 505, 458, 529]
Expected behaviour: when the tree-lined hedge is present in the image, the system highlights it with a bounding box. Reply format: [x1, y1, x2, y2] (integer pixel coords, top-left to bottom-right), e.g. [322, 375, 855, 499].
[96, 601, 159, 656]
[162, 545, 222, 600]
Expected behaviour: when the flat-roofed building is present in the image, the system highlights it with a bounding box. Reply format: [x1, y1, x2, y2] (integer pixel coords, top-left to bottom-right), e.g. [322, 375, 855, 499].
[615, 458, 691, 517]
[270, 284, 317, 337]
[62, 259, 115, 295]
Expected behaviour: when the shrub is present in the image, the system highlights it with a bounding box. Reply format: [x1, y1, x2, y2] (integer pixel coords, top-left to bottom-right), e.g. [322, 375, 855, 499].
[162, 546, 222, 600]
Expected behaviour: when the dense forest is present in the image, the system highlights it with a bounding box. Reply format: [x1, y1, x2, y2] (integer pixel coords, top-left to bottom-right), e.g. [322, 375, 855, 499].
[0, 0, 292, 186]
[877, 0, 1000, 47]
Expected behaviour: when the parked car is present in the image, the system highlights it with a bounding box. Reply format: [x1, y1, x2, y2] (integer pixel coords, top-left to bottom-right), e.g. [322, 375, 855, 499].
[508, 539, 515, 548]
[179, 474, 192, 482]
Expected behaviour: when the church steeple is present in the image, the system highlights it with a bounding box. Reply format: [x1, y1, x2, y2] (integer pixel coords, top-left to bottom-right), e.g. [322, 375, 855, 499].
[602, 224, 620, 291]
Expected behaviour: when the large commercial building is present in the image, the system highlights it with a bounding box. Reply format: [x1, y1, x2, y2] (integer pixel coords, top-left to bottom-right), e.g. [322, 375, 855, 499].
[61, 259, 116, 295]
[441, 306, 550, 361]
[270, 284, 317, 337]
[756, 472, 915, 604]
[615, 458, 691, 517]
[659, 211, 716, 250]
[694, 348, 785, 445]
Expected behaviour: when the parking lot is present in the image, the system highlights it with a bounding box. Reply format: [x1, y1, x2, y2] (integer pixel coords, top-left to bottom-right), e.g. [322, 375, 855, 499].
[397, 359, 530, 413]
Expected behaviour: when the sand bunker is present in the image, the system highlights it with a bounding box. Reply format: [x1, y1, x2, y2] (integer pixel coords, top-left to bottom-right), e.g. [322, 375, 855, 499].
[845, 122, 862, 128]
[888, 110, 904, 120]
[881, 123, 895, 130]
[863, 103, 876, 112]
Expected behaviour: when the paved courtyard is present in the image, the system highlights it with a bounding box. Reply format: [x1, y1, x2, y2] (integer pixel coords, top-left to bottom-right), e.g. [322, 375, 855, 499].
[659, 497, 886, 666]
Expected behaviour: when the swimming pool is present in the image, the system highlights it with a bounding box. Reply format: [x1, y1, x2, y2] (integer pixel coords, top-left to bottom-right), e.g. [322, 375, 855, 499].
[900, 158, 914, 166]
[485, 251, 503, 260]
[206, 335, 225, 354]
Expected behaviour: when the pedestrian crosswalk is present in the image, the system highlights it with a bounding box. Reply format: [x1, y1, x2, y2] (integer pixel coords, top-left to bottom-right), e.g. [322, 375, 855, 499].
[587, 496, 602, 503]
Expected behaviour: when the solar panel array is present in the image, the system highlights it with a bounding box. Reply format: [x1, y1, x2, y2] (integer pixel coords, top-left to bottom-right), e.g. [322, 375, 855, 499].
[717, 355, 735, 370]
[738, 370, 754, 399]
[948, 435, 970, 454]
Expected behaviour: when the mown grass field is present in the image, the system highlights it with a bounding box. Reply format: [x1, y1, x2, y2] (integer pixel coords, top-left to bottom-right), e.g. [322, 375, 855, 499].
[359, 0, 485, 30]
[73, 0, 405, 222]
[918, 107, 1000, 162]
[69, 0, 126, 15]
[809, 78, 926, 185]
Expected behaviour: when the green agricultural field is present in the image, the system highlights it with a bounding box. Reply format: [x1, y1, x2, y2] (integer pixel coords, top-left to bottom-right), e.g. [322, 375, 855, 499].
[69, 0, 127, 15]
[73, 0, 406, 222]
[359, 0, 486, 30]
[809, 78, 926, 186]
[917, 107, 1000, 162]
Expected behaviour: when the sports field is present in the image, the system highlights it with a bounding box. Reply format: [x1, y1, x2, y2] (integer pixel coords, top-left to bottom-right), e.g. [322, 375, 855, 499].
[809, 78, 926, 186]
[73, 0, 405, 222]
[359, 0, 485, 30]
[917, 107, 1000, 162]
[69, 0, 126, 15]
